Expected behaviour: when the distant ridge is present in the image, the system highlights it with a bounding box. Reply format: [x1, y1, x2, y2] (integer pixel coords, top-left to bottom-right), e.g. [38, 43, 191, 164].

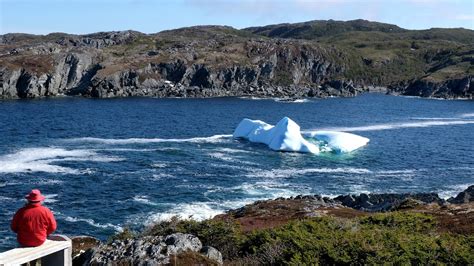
[244, 19, 405, 38]
[243, 19, 474, 44]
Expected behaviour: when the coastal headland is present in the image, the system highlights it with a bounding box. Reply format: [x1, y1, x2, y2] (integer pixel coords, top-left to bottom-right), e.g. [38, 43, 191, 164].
[1, 19, 473, 100]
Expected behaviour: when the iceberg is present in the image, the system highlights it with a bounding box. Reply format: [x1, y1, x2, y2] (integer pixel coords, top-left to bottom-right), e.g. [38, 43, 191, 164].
[233, 117, 369, 154]
[234, 117, 320, 153]
[302, 131, 370, 153]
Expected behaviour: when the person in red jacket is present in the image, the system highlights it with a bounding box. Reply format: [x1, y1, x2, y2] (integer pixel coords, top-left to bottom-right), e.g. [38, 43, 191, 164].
[11, 189, 57, 247]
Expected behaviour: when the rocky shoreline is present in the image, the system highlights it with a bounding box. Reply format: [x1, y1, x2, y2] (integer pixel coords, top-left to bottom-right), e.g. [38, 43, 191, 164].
[1, 20, 473, 100]
[73, 185, 473, 265]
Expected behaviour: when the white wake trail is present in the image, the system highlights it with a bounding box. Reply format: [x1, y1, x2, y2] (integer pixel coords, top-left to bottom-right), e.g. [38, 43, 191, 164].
[65, 134, 232, 144]
[307, 120, 474, 132]
[460, 113, 474, 118]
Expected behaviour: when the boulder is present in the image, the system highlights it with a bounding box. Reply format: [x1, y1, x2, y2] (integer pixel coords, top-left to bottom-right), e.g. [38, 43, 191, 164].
[165, 233, 203, 255]
[71, 235, 100, 258]
[201, 246, 223, 265]
[448, 185, 474, 204]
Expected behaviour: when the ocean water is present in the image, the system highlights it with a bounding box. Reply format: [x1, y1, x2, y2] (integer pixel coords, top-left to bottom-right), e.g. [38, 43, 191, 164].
[0, 94, 473, 251]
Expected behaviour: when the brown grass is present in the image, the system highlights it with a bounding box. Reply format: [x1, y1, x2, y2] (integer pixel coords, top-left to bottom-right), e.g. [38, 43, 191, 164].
[2, 55, 54, 74]
[216, 199, 367, 232]
[407, 202, 474, 235]
[168, 251, 219, 266]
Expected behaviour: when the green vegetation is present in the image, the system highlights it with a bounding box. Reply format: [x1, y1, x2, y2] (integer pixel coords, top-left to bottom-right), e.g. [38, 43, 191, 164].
[244, 19, 474, 44]
[241, 213, 472, 265]
[108, 228, 137, 243]
[112, 212, 473, 264]
[243, 19, 473, 86]
[273, 70, 294, 86]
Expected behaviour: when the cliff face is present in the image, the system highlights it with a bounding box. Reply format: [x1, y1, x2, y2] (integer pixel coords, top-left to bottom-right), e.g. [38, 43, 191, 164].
[1, 20, 473, 100]
[396, 76, 473, 98]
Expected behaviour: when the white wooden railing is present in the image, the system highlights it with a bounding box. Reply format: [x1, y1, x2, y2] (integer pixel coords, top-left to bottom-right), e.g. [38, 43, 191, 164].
[0, 235, 72, 266]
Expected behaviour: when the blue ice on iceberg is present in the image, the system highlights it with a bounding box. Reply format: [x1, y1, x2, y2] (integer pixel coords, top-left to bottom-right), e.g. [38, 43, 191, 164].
[233, 117, 369, 154]
[302, 131, 370, 153]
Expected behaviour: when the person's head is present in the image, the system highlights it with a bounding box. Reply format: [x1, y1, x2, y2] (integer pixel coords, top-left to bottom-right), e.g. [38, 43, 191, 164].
[25, 189, 45, 204]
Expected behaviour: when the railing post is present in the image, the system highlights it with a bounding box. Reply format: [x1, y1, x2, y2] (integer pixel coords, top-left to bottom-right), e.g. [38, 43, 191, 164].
[43, 235, 72, 266]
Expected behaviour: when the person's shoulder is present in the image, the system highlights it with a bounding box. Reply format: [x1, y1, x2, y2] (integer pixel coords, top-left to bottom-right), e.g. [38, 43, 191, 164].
[37, 205, 53, 213]
[16, 205, 29, 213]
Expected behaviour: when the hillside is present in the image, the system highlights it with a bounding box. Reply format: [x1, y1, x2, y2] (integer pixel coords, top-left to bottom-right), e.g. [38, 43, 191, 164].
[244, 19, 407, 38]
[244, 19, 474, 44]
[0, 20, 472, 99]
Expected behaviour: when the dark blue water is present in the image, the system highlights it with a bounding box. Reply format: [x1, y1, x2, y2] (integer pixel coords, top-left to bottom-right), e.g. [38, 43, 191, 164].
[0, 94, 473, 250]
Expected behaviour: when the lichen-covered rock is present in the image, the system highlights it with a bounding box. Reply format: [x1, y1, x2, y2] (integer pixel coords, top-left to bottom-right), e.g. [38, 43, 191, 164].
[201, 246, 223, 265]
[73, 233, 223, 265]
[73, 236, 163, 265]
[165, 233, 202, 255]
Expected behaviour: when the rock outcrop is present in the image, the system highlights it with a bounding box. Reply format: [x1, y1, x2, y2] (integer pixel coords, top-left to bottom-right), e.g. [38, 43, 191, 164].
[334, 192, 444, 212]
[1, 39, 356, 99]
[398, 76, 473, 99]
[448, 185, 474, 204]
[74, 233, 223, 265]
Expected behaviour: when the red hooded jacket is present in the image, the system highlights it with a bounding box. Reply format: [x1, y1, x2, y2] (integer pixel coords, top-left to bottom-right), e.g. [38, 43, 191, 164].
[11, 202, 57, 247]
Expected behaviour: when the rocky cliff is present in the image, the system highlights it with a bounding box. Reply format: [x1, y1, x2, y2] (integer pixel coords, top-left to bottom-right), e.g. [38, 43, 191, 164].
[1, 20, 473, 100]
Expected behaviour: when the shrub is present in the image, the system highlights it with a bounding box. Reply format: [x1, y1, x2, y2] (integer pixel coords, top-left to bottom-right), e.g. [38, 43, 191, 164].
[240, 213, 473, 265]
[107, 227, 136, 243]
[138, 212, 473, 264]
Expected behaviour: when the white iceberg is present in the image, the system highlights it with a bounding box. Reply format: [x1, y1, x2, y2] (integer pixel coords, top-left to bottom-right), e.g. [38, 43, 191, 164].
[302, 131, 370, 153]
[233, 117, 369, 154]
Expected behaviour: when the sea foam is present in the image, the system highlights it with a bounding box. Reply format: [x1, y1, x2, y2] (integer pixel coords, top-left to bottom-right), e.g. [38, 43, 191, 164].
[246, 167, 372, 178]
[0, 147, 122, 174]
[146, 181, 308, 224]
[65, 135, 232, 145]
[437, 184, 473, 199]
[133, 195, 159, 206]
[63, 216, 122, 231]
[146, 202, 224, 222]
[43, 194, 58, 203]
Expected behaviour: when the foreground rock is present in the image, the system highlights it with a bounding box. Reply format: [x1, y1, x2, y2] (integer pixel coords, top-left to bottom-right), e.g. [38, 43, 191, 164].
[74, 233, 222, 265]
[71, 236, 100, 262]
